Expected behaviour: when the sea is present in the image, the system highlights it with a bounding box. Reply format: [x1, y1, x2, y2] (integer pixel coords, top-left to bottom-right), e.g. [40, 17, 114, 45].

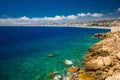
[0, 26, 110, 80]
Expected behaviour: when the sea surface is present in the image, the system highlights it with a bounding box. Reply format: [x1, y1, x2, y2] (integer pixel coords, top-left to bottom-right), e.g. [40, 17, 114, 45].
[0, 27, 110, 80]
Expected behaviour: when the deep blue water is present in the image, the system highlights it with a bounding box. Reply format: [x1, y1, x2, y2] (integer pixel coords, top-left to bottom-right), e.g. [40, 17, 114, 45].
[0, 27, 110, 80]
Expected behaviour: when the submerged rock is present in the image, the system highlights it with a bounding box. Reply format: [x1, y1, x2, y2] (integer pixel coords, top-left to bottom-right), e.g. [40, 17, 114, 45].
[46, 72, 56, 78]
[36, 75, 42, 80]
[53, 75, 62, 80]
[46, 54, 56, 57]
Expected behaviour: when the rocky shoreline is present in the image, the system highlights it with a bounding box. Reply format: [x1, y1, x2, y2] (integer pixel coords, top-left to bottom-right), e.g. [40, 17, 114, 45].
[52, 31, 120, 80]
[84, 31, 120, 80]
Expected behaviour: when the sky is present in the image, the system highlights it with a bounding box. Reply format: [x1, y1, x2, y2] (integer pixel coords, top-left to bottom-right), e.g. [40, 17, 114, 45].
[0, 0, 120, 26]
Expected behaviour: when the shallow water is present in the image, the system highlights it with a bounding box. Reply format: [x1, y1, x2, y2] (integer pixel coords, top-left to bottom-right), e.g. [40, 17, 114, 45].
[0, 27, 110, 80]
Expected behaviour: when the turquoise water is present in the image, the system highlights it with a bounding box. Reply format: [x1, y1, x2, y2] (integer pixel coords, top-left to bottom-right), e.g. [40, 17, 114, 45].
[0, 27, 110, 80]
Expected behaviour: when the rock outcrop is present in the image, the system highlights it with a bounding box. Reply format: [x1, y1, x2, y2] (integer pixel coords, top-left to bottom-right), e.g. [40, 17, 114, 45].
[53, 31, 120, 80]
[84, 31, 120, 80]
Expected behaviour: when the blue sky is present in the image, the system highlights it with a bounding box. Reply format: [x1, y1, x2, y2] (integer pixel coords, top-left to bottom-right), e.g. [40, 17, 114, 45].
[0, 0, 120, 26]
[0, 0, 120, 18]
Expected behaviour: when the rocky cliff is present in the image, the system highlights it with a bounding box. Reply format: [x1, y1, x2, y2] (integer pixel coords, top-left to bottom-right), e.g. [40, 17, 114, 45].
[52, 31, 120, 80]
[84, 31, 120, 80]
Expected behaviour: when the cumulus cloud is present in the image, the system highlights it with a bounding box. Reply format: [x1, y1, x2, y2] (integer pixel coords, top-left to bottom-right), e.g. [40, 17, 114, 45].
[0, 13, 104, 26]
[20, 16, 30, 20]
[67, 15, 77, 19]
[43, 16, 65, 20]
[78, 13, 86, 17]
[117, 8, 120, 12]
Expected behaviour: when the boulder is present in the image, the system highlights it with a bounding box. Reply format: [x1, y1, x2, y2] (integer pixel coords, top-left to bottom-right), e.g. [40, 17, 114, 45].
[85, 57, 104, 70]
[94, 33, 106, 38]
[78, 73, 94, 80]
[105, 73, 120, 80]
[113, 64, 120, 70]
[103, 56, 111, 66]
[67, 66, 79, 73]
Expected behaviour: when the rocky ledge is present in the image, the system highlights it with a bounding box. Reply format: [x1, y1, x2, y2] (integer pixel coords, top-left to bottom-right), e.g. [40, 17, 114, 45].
[52, 31, 120, 80]
[84, 31, 120, 80]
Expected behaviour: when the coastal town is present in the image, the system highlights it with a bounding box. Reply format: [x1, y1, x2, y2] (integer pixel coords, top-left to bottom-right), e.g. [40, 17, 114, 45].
[38, 18, 120, 28]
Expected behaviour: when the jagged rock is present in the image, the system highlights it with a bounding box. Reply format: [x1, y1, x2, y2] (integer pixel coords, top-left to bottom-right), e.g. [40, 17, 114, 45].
[85, 57, 104, 70]
[67, 66, 79, 73]
[79, 69, 85, 74]
[103, 56, 111, 66]
[116, 52, 120, 60]
[78, 72, 94, 80]
[105, 73, 120, 80]
[94, 33, 106, 38]
[84, 54, 92, 60]
[113, 64, 120, 70]
[64, 31, 120, 80]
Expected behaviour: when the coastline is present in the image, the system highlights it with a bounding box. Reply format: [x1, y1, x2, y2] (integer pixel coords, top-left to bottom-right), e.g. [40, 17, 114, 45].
[51, 30, 120, 80]
[61, 31, 120, 80]
[0, 25, 111, 30]
[37, 25, 111, 29]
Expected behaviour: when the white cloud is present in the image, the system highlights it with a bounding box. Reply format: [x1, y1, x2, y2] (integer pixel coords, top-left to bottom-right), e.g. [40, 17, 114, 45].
[78, 13, 86, 17]
[0, 12, 104, 26]
[20, 16, 30, 20]
[86, 13, 104, 17]
[91, 13, 104, 17]
[77, 13, 103, 17]
[43, 16, 65, 20]
[117, 8, 120, 12]
[67, 15, 77, 19]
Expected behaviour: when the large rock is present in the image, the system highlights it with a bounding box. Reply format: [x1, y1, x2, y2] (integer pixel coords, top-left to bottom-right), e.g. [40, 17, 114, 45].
[85, 57, 104, 70]
[103, 56, 111, 66]
[105, 73, 120, 80]
[78, 73, 94, 80]
[113, 64, 120, 70]
[94, 33, 106, 38]
[67, 66, 79, 73]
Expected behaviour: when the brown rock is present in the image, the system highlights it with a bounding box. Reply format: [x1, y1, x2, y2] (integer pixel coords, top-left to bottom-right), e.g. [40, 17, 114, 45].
[79, 69, 85, 74]
[103, 56, 111, 66]
[108, 69, 113, 76]
[78, 73, 94, 80]
[68, 75, 73, 80]
[105, 73, 120, 80]
[85, 57, 104, 70]
[67, 66, 79, 73]
[113, 64, 120, 70]
[94, 33, 106, 38]
[116, 52, 120, 60]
